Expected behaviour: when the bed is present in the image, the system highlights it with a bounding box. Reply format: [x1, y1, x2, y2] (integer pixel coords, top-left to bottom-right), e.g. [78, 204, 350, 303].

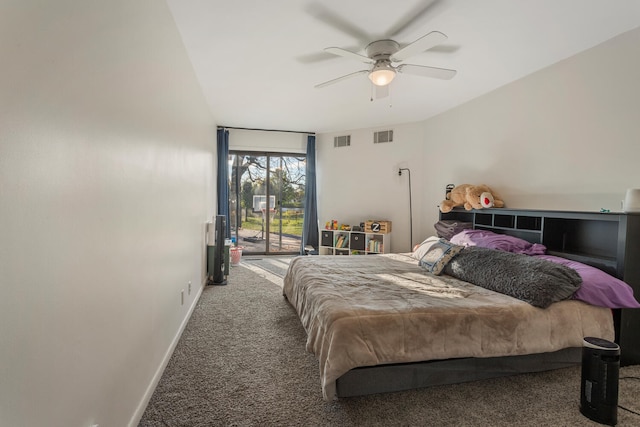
[283, 247, 617, 400]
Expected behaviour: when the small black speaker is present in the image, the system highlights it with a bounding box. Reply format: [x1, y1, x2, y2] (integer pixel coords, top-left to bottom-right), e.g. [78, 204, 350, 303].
[580, 337, 620, 426]
[211, 215, 227, 286]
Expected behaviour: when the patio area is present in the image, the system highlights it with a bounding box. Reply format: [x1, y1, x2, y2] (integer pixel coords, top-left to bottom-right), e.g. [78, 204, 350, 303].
[233, 226, 302, 254]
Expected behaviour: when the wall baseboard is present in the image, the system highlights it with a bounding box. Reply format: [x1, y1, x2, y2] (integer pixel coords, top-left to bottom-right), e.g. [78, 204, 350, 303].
[127, 278, 206, 427]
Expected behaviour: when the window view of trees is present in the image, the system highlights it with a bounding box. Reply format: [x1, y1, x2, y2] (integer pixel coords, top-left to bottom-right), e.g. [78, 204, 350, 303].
[229, 153, 306, 253]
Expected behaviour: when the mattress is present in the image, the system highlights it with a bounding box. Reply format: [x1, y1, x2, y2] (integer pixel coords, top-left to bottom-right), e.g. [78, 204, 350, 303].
[283, 253, 615, 400]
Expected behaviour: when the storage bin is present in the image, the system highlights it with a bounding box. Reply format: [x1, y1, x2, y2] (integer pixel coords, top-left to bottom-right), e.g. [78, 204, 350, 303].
[365, 220, 392, 234]
[350, 232, 366, 251]
[230, 246, 243, 265]
[321, 230, 334, 247]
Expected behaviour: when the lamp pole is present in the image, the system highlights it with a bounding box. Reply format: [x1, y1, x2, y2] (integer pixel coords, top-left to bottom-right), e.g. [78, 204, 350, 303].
[398, 168, 413, 250]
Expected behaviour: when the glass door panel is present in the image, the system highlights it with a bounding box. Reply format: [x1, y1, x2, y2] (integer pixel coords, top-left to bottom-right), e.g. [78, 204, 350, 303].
[268, 155, 306, 253]
[229, 152, 305, 255]
[229, 153, 267, 253]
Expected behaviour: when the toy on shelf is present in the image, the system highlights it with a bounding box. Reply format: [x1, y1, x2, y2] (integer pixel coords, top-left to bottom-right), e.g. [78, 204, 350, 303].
[439, 184, 505, 213]
[325, 220, 339, 230]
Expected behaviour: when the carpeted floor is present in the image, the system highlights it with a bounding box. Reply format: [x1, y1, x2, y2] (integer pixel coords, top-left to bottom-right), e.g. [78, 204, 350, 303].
[139, 262, 640, 426]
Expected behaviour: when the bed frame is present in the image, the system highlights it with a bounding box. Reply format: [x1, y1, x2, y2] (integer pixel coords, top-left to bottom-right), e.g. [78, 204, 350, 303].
[334, 207, 640, 397]
[336, 348, 581, 397]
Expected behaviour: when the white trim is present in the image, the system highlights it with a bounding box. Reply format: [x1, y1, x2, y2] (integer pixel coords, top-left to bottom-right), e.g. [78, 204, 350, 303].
[127, 279, 206, 427]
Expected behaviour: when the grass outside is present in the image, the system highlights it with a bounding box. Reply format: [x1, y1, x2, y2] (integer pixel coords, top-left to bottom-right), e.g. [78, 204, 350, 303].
[241, 211, 303, 236]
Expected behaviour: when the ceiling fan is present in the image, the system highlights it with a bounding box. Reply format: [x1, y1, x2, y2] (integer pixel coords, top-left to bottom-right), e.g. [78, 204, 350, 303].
[315, 31, 457, 90]
[307, 1, 457, 93]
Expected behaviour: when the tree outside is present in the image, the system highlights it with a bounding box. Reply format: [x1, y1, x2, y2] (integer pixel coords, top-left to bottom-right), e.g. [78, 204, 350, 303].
[230, 153, 306, 242]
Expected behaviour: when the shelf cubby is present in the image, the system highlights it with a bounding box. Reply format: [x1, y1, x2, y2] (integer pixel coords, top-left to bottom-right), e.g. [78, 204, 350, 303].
[319, 229, 390, 256]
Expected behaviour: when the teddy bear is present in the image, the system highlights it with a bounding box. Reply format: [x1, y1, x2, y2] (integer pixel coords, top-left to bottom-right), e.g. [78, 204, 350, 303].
[439, 184, 505, 213]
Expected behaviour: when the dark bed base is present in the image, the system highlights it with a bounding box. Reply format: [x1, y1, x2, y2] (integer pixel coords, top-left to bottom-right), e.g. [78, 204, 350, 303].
[335, 347, 582, 398]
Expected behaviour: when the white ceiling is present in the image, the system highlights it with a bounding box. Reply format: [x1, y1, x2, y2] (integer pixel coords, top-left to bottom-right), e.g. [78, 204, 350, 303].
[166, 0, 640, 133]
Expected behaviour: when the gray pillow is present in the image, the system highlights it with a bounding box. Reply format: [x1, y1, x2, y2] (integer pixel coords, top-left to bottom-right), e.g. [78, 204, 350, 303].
[443, 247, 582, 308]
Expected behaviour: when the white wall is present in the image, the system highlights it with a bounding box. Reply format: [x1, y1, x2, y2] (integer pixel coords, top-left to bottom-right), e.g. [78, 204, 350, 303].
[316, 123, 424, 252]
[418, 26, 640, 239]
[0, 2, 216, 427]
[317, 27, 640, 251]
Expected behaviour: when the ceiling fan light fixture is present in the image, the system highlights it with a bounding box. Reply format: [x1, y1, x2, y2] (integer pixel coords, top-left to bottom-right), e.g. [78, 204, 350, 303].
[368, 63, 396, 86]
[317, 32, 456, 90]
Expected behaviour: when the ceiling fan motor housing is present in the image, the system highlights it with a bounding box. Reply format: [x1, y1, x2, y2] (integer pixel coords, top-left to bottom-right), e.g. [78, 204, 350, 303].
[366, 40, 400, 61]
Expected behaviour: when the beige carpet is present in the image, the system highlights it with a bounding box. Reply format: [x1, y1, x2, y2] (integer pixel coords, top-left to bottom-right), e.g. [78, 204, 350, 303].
[139, 262, 640, 426]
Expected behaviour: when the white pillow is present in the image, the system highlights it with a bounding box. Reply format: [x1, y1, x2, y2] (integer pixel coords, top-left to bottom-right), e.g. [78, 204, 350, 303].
[411, 236, 440, 260]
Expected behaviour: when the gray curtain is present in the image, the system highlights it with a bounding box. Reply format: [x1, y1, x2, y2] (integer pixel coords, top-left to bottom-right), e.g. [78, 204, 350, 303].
[216, 128, 231, 237]
[301, 135, 318, 253]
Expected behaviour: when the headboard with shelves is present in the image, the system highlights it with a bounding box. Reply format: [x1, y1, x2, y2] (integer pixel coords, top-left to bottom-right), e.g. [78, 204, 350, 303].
[440, 207, 640, 366]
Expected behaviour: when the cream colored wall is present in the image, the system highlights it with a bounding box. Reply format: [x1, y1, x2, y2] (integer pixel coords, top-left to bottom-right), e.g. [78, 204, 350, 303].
[316, 123, 424, 252]
[418, 26, 640, 239]
[318, 27, 640, 250]
[0, 2, 216, 427]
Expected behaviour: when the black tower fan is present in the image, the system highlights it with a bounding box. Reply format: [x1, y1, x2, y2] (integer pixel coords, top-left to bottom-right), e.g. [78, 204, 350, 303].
[580, 336, 620, 426]
[211, 215, 227, 286]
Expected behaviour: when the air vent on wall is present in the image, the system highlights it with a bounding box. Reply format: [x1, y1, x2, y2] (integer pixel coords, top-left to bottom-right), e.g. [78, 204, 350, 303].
[334, 135, 351, 148]
[373, 130, 393, 144]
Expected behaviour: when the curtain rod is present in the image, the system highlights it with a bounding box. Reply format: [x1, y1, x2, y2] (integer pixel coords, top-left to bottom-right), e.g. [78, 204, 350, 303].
[218, 125, 315, 135]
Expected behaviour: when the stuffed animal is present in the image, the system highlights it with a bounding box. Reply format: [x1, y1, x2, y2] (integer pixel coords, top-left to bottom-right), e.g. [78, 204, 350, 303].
[439, 184, 505, 213]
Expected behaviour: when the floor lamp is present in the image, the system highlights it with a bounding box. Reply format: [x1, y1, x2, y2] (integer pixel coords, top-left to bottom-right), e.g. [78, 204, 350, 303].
[398, 167, 413, 250]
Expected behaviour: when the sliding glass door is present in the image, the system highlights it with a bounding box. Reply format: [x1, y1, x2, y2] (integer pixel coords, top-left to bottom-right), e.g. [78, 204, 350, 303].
[229, 151, 306, 255]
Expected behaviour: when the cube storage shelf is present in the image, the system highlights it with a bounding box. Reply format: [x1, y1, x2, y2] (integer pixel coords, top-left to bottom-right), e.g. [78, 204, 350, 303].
[320, 229, 390, 255]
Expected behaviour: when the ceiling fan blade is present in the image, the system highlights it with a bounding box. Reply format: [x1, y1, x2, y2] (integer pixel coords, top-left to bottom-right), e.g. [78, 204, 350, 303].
[305, 3, 371, 44]
[428, 44, 460, 54]
[296, 45, 364, 64]
[397, 64, 457, 80]
[295, 51, 341, 64]
[315, 70, 369, 88]
[324, 47, 373, 64]
[386, 0, 447, 38]
[390, 31, 447, 62]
